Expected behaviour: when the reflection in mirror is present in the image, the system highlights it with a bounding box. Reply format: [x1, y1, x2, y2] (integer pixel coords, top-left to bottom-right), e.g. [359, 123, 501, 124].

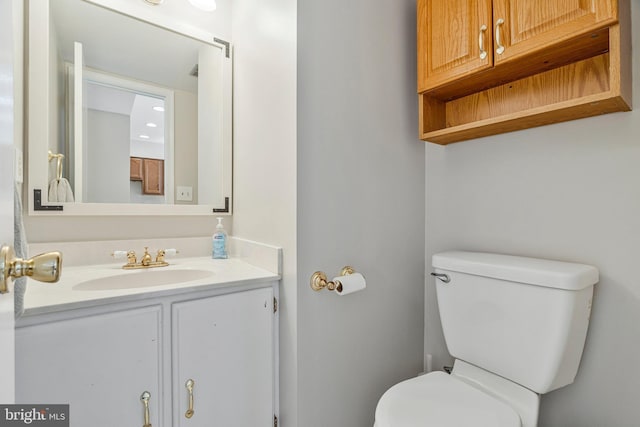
[80, 73, 170, 204]
[27, 0, 232, 215]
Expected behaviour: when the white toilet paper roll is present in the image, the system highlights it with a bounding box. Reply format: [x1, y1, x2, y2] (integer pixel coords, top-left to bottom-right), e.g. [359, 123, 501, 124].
[333, 272, 366, 296]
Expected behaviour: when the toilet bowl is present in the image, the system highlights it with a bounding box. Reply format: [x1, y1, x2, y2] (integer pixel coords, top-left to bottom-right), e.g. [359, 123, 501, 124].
[375, 251, 598, 427]
[375, 360, 539, 427]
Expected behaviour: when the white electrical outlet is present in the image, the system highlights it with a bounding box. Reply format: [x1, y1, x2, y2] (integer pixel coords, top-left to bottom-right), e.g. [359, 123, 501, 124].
[176, 186, 193, 201]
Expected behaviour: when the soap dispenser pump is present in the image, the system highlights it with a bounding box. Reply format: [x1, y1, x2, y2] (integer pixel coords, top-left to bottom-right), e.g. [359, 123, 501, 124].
[212, 217, 228, 259]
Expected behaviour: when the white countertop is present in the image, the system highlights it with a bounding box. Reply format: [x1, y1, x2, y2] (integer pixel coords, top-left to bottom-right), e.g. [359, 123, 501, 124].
[23, 256, 280, 316]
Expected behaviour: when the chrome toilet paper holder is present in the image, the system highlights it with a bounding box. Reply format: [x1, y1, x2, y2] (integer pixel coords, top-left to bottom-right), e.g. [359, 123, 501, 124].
[310, 266, 356, 292]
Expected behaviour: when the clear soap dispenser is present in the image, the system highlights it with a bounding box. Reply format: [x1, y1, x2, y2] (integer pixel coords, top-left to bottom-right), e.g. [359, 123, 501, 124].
[212, 217, 228, 259]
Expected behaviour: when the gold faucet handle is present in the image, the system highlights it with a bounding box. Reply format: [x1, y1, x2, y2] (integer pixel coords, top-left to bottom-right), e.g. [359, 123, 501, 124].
[126, 250, 137, 265]
[141, 247, 152, 266]
[156, 248, 178, 263]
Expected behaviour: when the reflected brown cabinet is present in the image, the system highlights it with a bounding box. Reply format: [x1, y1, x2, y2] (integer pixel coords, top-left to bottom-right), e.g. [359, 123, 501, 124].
[130, 157, 143, 181]
[130, 157, 164, 195]
[417, 0, 631, 144]
[143, 158, 164, 195]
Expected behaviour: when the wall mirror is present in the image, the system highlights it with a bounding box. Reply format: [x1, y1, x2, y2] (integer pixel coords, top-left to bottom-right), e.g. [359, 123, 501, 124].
[27, 0, 232, 215]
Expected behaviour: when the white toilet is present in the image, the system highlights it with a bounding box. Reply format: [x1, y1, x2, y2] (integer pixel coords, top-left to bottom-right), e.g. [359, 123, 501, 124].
[375, 251, 598, 427]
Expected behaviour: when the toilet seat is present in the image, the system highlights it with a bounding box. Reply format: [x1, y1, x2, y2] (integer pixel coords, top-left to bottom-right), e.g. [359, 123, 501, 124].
[374, 371, 522, 427]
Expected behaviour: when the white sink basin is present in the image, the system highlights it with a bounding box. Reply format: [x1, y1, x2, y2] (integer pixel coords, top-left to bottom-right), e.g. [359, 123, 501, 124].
[72, 269, 214, 291]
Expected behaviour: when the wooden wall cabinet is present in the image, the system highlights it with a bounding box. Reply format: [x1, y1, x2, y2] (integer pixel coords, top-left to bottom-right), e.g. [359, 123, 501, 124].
[417, 0, 631, 144]
[130, 157, 143, 181]
[143, 158, 164, 195]
[130, 157, 165, 195]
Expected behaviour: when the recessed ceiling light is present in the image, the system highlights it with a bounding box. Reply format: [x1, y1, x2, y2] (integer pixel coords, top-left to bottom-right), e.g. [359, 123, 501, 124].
[139, 135, 150, 139]
[153, 106, 165, 112]
[146, 122, 157, 128]
[144, 0, 164, 5]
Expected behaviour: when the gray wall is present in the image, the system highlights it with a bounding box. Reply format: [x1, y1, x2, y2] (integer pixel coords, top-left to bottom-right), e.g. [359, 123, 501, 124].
[426, 2, 640, 425]
[298, 0, 425, 425]
[85, 109, 129, 203]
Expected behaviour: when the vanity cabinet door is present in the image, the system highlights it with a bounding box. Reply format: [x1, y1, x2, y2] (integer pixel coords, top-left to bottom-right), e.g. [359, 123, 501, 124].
[172, 288, 275, 427]
[16, 306, 162, 427]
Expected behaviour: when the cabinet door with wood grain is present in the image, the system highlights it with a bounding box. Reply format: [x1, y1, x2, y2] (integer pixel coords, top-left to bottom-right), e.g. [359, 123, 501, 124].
[418, 0, 493, 93]
[492, 0, 618, 65]
[143, 159, 164, 195]
[130, 157, 143, 181]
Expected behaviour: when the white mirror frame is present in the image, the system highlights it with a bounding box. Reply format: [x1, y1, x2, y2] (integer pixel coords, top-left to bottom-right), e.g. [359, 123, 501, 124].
[27, 0, 233, 216]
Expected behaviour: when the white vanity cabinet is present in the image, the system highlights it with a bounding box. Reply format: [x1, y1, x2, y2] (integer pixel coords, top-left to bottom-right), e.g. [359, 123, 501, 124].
[16, 306, 162, 427]
[15, 284, 278, 427]
[172, 288, 275, 426]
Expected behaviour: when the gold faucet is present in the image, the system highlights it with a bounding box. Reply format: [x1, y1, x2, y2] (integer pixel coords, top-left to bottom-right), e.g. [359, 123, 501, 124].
[121, 247, 169, 270]
[141, 247, 153, 266]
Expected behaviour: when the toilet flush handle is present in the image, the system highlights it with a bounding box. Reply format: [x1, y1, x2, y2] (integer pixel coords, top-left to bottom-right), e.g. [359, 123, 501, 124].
[430, 272, 450, 283]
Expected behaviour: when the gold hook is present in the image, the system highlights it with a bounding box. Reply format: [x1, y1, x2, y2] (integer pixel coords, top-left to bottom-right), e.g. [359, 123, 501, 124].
[48, 150, 65, 180]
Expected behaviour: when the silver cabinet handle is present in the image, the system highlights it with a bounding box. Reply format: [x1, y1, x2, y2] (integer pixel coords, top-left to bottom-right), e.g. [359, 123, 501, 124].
[495, 18, 505, 55]
[185, 379, 195, 419]
[430, 272, 450, 283]
[478, 24, 488, 60]
[140, 391, 152, 427]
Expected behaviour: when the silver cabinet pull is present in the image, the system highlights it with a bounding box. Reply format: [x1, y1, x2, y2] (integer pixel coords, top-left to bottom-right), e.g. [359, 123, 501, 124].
[478, 24, 488, 60]
[495, 18, 505, 55]
[185, 379, 195, 419]
[430, 272, 450, 283]
[140, 391, 152, 427]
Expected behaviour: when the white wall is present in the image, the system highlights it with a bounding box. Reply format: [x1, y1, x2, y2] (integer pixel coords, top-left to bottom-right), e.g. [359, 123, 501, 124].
[47, 7, 66, 183]
[48, 15, 63, 168]
[230, 0, 297, 423]
[174, 90, 198, 204]
[12, 0, 23, 182]
[129, 141, 164, 159]
[425, 3, 640, 425]
[297, 0, 425, 425]
[86, 0, 232, 41]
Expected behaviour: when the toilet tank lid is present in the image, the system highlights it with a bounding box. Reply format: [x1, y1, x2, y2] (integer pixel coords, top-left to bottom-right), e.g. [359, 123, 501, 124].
[432, 251, 599, 290]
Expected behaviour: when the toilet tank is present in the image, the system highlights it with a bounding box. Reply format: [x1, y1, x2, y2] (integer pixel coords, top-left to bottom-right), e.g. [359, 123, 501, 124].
[432, 251, 598, 394]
